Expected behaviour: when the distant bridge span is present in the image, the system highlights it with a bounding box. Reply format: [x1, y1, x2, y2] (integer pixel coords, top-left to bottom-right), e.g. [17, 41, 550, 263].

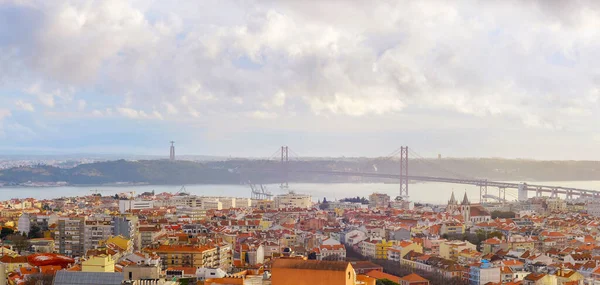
[261, 146, 600, 202]
[293, 170, 600, 201]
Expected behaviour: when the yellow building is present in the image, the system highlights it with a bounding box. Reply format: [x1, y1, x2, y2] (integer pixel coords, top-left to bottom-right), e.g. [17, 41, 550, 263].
[508, 235, 535, 252]
[439, 240, 476, 260]
[554, 269, 584, 285]
[102, 235, 133, 253]
[254, 200, 275, 210]
[389, 241, 424, 262]
[375, 240, 395, 260]
[0, 255, 29, 273]
[259, 220, 273, 230]
[82, 255, 115, 272]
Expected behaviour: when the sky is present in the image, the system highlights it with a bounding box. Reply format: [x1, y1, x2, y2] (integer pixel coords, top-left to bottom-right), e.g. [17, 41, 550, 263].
[1, 0, 600, 159]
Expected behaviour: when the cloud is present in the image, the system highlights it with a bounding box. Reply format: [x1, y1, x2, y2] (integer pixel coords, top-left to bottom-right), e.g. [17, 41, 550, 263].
[77, 99, 86, 111]
[24, 83, 55, 107]
[117, 107, 148, 119]
[3, 1, 600, 157]
[15, 100, 35, 112]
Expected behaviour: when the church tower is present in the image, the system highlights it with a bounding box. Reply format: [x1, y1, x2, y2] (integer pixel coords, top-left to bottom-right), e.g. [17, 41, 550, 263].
[447, 191, 458, 214]
[461, 192, 471, 222]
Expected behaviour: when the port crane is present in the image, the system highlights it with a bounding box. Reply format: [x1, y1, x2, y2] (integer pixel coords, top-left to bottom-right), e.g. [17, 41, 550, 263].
[248, 181, 273, 200]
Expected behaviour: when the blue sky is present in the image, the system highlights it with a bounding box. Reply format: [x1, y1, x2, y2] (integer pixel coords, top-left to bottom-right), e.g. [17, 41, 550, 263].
[1, 0, 600, 159]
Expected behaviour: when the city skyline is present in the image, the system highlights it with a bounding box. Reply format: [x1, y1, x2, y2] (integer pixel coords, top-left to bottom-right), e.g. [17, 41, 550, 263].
[2, 1, 600, 159]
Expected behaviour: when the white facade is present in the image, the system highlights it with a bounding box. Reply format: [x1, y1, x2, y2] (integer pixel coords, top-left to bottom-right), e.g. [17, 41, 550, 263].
[84, 217, 114, 253]
[177, 207, 207, 221]
[274, 192, 312, 209]
[587, 200, 600, 217]
[17, 213, 31, 234]
[119, 200, 154, 214]
[469, 265, 501, 285]
[235, 198, 252, 208]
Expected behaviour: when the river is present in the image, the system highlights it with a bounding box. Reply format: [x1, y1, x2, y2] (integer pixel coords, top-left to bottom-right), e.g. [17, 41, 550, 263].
[1, 180, 600, 204]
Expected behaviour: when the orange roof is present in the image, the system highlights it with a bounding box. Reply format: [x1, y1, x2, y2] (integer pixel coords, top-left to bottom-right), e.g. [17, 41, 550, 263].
[365, 270, 400, 281]
[166, 266, 197, 275]
[400, 273, 429, 283]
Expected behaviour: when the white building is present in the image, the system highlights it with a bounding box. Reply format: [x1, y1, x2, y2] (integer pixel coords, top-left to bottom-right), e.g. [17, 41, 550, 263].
[17, 213, 31, 234]
[196, 268, 227, 281]
[587, 200, 600, 217]
[274, 192, 312, 209]
[119, 200, 154, 214]
[317, 244, 346, 261]
[84, 216, 114, 253]
[235, 198, 252, 208]
[177, 207, 207, 221]
[469, 262, 501, 285]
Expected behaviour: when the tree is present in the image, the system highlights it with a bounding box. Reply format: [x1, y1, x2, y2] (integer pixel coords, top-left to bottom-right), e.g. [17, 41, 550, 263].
[0, 227, 14, 239]
[7, 234, 30, 254]
[491, 211, 516, 219]
[377, 279, 400, 285]
[307, 252, 317, 260]
[28, 224, 43, 239]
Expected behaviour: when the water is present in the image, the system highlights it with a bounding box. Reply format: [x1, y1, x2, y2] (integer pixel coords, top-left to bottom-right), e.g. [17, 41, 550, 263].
[2, 180, 600, 204]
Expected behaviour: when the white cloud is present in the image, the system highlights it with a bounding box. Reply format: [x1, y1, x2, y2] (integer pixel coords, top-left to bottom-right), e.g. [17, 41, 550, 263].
[15, 100, 35, 112]
[25, 83, 55, 107]
[249, 110, 278, 119]
[5, 1, 600, 157]
[77, 99, 86, 111]
[163, 102, 178, 115]
[117, 107, 148, 119]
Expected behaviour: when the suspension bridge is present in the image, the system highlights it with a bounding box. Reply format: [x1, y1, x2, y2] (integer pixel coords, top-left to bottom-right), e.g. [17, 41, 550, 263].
[246, 146, 600, 203]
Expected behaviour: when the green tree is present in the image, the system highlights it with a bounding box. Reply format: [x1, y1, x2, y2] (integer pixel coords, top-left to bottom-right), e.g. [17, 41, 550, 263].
[377, 279, 400, 285]
[7, 234, 30, 254]
[28, 224, 43, 239]
[0, 227, 14, 239]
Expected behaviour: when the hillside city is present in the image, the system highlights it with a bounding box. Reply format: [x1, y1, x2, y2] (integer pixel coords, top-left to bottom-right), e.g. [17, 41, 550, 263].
[0, 187, 597, 285]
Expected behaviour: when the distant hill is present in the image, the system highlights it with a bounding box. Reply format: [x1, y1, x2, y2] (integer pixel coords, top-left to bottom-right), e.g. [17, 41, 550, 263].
[2, 158, 600, 186]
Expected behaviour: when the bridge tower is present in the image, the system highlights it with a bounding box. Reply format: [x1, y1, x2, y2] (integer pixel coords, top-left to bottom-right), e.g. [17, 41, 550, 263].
[281, 146, 289, 189]
[399, 146, 409, 198]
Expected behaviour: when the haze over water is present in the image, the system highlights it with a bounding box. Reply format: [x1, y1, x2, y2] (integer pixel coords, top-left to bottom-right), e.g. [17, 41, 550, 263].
[2, 181, 599, 204]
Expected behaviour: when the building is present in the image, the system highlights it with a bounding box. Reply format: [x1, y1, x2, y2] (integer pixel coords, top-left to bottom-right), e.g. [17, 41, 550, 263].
[369, 193, 390, 209]
[122, 264, 161, 281]
[84, 217, 114, 253]
[586, 200, 600, 217]
[387, 241, 423, 262]
[399, 273, 430, 285]
[17, 213, 31, 234]
[55, 217, 86, 257]
[271, 259, 358, 285]
[469, 261, 501, 285]
[118, 200, 154, 214]
[139, 225, 166, 249]
[82, 255, 116, 272]
[316, 244, 346, 261]
[439, 240, 476, 260]
[147, 243, 232, 270]
[53, 271, 124, 285]
[112, 216, 139, 249]
[545, 198, 567, 212]
[177, 207, 207, 221]
[274, 192, 312, 209]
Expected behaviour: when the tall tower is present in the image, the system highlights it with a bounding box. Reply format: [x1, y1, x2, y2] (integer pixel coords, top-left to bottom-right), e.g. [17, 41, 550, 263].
[461, 192, 471, 222]
[170, 141, 175, 161]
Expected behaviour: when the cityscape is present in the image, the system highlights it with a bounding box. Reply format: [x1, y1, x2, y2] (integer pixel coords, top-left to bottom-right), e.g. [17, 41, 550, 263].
[2, 1, 600, 285]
